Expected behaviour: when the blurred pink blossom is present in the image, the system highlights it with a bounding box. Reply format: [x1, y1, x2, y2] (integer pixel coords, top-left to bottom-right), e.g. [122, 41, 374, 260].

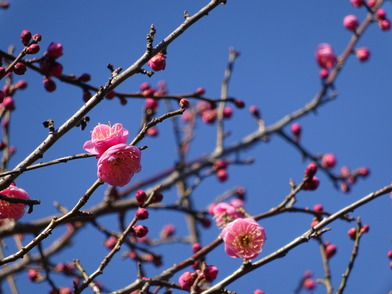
[221, 218, 266, 259]
[97, 144, 141, 187]
[315, 43, 336, 69]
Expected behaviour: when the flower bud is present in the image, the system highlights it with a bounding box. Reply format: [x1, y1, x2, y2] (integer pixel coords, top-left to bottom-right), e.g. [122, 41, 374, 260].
[305, 163, 318, 178]
[203, 265, 218, 282]
[20, 29, 31, 46]
[148, 52, 166, 71]
[178, 272, 197, 290]
[43, 77, 56, 92]
[356, 47, 370, 62]
[315, 43, 336, 69]
[223, 106, 233, 118]
[26, 43, 40, 54]
[348, 227, 357, 240]
[249, 105, 261, 118]
[2, 96, 15, 111]
[234, 99, 245, 108]
[32, 34, 42, 42]
[104, 236, 118, 250]
[192, 243, 202, 253]
[319, 68, 329, 79]
[360, 224, 370, 234]
[343, 15, 359, 31]
[14, 62, 27, 75]
[179, 98, 189, 109]
[321, 153, 337, 169]
[350, 0, 364, 7]
[133, 225, 149, 238]
[216, 169, 228, 182]
[47, 42, 63, 59]
[379, 19, 391, 31]
[313, 204, 323, 212]
[291, 122, 301, 138]
[15, 80, 28, 90]
[135, 190, 146, 206]
[135, 208, 149, 220]
[196, 87, 205, 95]
[140, 82, 150, 91]
[376, 9, 386, 20]
[147, 127, 158, 137]
[77, 73, 91, 82]
[325, 243, 337, 259]
[302, 176, 320, 191]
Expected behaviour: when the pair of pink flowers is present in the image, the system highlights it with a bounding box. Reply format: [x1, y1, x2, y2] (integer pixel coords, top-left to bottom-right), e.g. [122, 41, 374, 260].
[83, 123, 142, 187]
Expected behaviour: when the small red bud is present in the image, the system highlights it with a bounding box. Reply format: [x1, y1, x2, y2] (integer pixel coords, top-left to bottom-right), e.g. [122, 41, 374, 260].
[387, 250, 392, 259]
[291, 122, 301, 138]
[192, 243, 202, 253]
[376, 9, 387, 20]
[343, 15, 359, 31]
[26, 43, 40, 54]
[321, 153, 337, 169]
[379, 19, 391, 31]
[348, 228, 357, 240]
[356, 47, 370, 62]
[105, 91, 115, 99]
[140, 82, 150, 91]
[43, 77, 56, 92]
[14, 62, 27, 75]
[234, 99, 245, 109]
[249, 105, 261, 118]
[77, 73, 91, 82]
[179, 98, 189, 109]
[196, 87, 205, 95]
[325, 243, 337, 259]
[15, 80, 28, 90]
[136, 190, 146, 206]
[302, 176, 320, 191]
[32, 34, 42, 42]
[47, 42, 63, 59]
[20, 29, 32, 46]
[313, 204, 323, 212]
[27, 269, 40, 282]
[213, 159, 228, 171]
[135, 208, 149, 220]
[216, 169, 228, 182]
[148, 52, 166, 71]
[360, 224, 370, 234]
[305, 163, 318, 178]
[319, 68, 329, 79]
[104, 236, 118, 250]
[147, 127, 158, 137]
[133, 225, 149, 238]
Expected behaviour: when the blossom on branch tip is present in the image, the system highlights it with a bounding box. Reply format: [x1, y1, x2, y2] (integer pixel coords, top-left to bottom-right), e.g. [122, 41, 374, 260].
[343, 15, 359, 31]
[315, 43, 336, 69]
[84, 123, 129, 156]
[0, 184, 29, 220]
[356, 47, 370, 62]
[97, 144, 142, 187]
[148, 52, 166, 71]
[221, 218, 266, 259]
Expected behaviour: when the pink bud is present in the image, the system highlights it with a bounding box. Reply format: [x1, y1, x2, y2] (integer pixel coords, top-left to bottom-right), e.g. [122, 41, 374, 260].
[0, 184, 29, 220]
[343, 15, 359, 31]
[20, 29, 32, 46]
[325, 243, 337, 259]
[302, 176, 320, 191]
[160, 224, 175, 239]
[213, 159, 228, 171]
[253, 290, 265, 294]
[47, 42, 63, 59]
[147, 127, 158, 137]
[179, 98, 189, 109]
[313, 204, 323, 212]
[340, 182, 350, 193]
[43, 77, 56, 92]
[26, 43, 40, 54]
[321, 153, 337, 169]
[27, 269, 40, 282]
[360, 224, 370, 234]
[234, 99, 245, 109]
[357, 167, 370, 177]
[140, 82, 150, 91]
[356, 47, 370, 62]
[249, 105, 261, 118]
[305, 163, 318, 178]
[291, 122, 301, 137]
[302, 278, 316, 290]
[148, 52, 166, 71]
[145, 98, 158, 110]
[104, 236, 118, 250]
[203, 265, 218, 282]
[350, 0, 364, 7]
[178, 272, 197, 290]
[192, 243, 202, 253]
[315, 43, 336, 69]
[340, 166, 350, 178]
[135, 208, 149, 220]
[196, 87, 205, 95]
[387, 250, 392, 259]
[14, 62, 27, 75]
[32, 34, 41, 42]
[367, 0, 376, 7]
[348, 228, 357, 240]
[2, 96, 15, 111]
[319, 68, 329, 79]
[216, 169, 228, 182]
[376, 9, 387, 20]
[133, 225, 149, 238]
[202, 109, 217, 124]
[136, 190, 146, 207]
[223, 106, 233, 118]
[15, 80, 28, 90]
[379, 19, 391, 31]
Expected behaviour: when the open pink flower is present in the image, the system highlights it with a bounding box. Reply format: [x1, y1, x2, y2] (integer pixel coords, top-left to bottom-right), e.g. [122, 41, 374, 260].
[97, 144, 141, 187]
[83, 123, 128, 156]
[0, 184, 29, 220]
[221, 218, 266, 259]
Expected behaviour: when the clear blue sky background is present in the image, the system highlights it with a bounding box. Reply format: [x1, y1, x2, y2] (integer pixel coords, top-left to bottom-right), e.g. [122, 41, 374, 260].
[1, 0, 392, 293]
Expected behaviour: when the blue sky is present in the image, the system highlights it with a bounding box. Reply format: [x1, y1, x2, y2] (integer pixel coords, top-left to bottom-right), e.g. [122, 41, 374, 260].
[1, 0, 392, 293]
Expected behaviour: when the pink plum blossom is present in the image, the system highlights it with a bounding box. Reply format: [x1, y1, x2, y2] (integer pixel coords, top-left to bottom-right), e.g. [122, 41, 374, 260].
[83, 123, 129, 156]
[221, 218, 266, 259]
[97, 143, 141, 187]
[315, 43, 336, 69]
[148, 52, 166, 71]
[0, 184, 29, 220]
[210, 202, 245, 228]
